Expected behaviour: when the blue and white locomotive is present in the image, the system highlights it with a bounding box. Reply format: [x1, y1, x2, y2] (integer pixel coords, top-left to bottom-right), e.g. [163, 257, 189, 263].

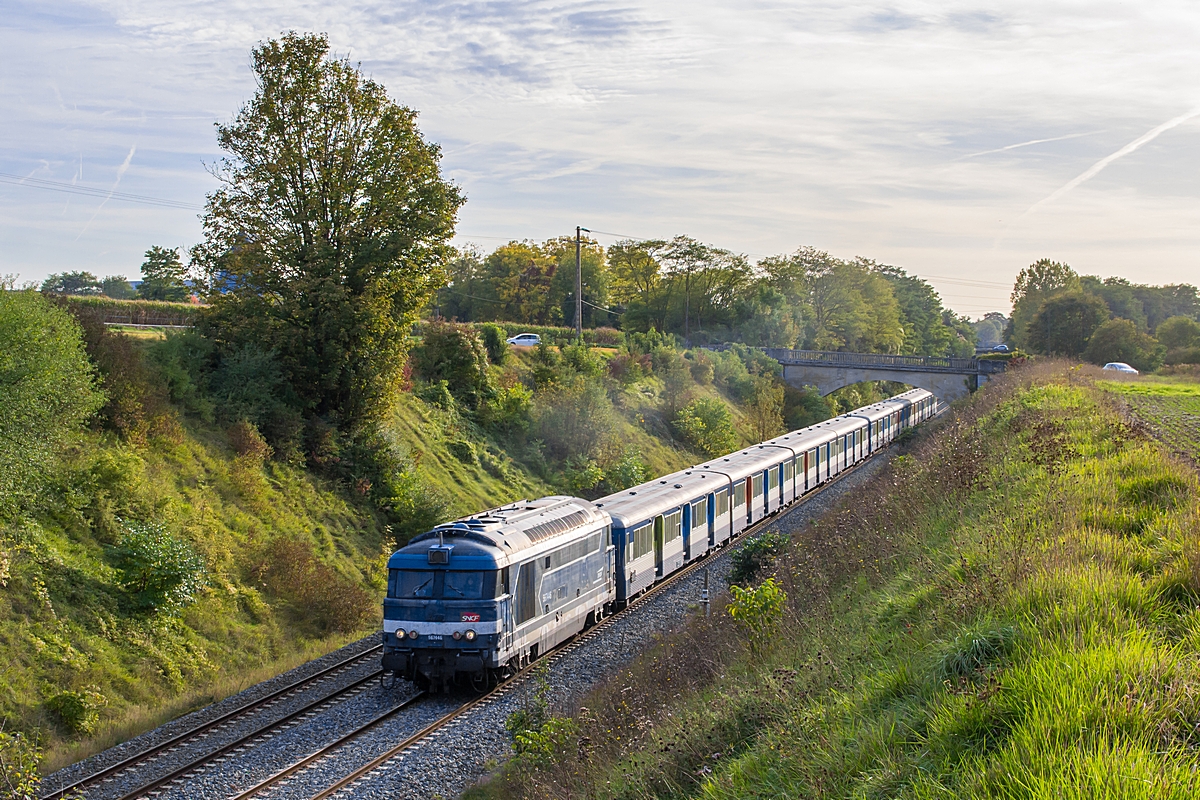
[382, 388, 937, 688]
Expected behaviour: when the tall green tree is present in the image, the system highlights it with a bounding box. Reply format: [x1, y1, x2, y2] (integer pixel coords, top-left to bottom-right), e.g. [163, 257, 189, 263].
[544, 235, 611, 329]
[138, 247, 191, 301]
[40, 271, 102, 295]
[1008, 259, 1079, 348]
[1083, 318, 1164, 372]
[193, 32, 463, 428]
[1024, 292, 1110, 357]
[101, 276, 137, 299]
[609, 239, 672, 331]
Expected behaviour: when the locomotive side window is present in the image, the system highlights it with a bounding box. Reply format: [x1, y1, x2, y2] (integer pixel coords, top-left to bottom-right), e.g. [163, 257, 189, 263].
[515, 560, 539, 623]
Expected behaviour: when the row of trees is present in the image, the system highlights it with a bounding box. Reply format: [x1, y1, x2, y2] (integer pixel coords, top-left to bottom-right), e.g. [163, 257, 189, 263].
[443, 238, 977, 357]
[40, 246, 193, 301]
[1007, 259, 1200, 370]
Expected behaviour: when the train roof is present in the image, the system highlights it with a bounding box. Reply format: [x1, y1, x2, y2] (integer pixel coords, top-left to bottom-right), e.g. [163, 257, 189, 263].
[595, 467, 729, 527]
[389, 495, 608, 570]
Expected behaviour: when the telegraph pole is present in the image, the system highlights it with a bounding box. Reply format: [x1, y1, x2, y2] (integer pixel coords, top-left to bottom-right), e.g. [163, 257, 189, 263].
[575, 226, 590, 342]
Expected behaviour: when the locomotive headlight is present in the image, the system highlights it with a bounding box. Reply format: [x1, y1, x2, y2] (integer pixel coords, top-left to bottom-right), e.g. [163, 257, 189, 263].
[464, 629, 477, 641]
[452, 631, 462, 640]
[407, 629, 419, 639]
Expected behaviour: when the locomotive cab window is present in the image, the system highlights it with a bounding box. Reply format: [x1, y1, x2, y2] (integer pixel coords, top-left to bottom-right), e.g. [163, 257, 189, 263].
[444, 571, 486, 598]
[389, 570, 436, 598]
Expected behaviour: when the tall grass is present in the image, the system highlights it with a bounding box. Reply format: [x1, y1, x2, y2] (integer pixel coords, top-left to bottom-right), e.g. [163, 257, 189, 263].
[466, 362, 1200, 800]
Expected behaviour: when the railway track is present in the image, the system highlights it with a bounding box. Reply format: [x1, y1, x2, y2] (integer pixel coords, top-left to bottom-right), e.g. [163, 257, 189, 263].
[38, 645, 383, 800]
[289, 453, 892, 800]
[50, 430, 920, 800]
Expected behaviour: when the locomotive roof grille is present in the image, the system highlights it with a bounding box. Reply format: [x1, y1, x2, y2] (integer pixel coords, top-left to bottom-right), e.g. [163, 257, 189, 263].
[524, 509, 593, 543]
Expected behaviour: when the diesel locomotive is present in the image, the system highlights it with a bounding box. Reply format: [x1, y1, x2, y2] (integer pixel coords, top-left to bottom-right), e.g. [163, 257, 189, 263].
[382, 388, 937, 689]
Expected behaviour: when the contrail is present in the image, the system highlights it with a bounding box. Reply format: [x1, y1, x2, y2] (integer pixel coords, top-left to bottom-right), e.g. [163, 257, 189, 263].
[1019, 107, 1200, 219]
[959, 130, 1100, 160]
[77, 144, 136, 240]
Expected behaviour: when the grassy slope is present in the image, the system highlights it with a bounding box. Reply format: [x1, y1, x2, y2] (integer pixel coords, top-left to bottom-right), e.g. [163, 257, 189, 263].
[471, 363, 1200, 799]
[14, 339, 742, 774]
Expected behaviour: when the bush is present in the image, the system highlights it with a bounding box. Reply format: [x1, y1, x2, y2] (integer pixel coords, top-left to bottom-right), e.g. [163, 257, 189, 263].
[728, 577, 786, 655]
[601, 450, 649, 493]
[1083, 318, 1165, 372]
[252, 537, 375, 633]
[564, 456, 605, 495]
[479, 323, 508, 364]
[674, 398, 737, 457]
[535, 377, 615, 462]
[110, 520, 206, 613]
[228, 420, 272, 462]
[0, 728, 41, 800]
[1155, 316, 1200, 350]
[147, 329, 215, 419]
[728, 529, 790, 585]
[1165, 346, 1200, 365]
[44, 688, 107, 736]
[478, 383, 533, 435]
[561, 342, 605, 378]
[448, 439, 478, 465]
[0, 291, 104, 519]
[412, 322, 491, 407]
[607, 352, 647, 383]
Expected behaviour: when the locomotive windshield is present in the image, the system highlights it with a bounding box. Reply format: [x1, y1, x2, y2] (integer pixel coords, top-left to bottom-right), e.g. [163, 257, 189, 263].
[387, 569, 497, 599]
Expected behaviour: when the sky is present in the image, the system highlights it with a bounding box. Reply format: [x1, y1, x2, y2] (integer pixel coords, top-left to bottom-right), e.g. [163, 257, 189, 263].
[3, 1, 1200, 317]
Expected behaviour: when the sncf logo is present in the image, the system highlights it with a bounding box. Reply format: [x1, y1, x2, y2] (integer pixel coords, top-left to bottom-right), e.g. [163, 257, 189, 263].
[461, 612, 481, 623]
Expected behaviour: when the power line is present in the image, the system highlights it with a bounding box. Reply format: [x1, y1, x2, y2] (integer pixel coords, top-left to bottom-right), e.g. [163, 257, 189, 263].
[0, 172, 204, 210]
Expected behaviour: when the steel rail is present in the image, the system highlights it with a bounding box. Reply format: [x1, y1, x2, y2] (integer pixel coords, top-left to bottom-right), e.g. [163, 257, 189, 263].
[227, 692, 430, 800]
[306, 441, 904, 800]
[39, 645, 382, 800]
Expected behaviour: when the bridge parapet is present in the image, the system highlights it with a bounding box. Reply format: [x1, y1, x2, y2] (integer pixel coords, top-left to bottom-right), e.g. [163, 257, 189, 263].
[761, 348, 979, 373]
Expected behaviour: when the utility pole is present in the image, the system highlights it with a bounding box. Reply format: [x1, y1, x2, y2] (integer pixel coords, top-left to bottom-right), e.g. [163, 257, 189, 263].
[575, 226, 589, 342]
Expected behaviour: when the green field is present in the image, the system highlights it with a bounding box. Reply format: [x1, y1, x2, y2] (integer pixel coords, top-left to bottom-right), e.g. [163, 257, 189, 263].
[470, 362, 1200, 800]
[1100, 378, 1200, 462]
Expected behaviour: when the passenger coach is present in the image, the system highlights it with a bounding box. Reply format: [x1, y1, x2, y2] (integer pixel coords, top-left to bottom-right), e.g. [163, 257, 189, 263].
[380, 388, 937, 687]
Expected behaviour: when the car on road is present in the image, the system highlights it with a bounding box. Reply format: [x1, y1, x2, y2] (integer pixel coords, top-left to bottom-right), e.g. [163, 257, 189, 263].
[506, 332, 541, 347]
[1102, 362, 1139, 374]
[991, 344, 1010, 352]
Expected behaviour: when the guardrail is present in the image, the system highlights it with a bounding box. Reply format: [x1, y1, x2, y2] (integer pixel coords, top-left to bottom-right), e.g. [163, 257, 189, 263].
[761, 348, 980, 372]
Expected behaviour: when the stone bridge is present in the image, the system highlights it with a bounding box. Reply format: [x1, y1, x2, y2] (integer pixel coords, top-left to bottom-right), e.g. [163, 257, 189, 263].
[756, 348, 1006, 403]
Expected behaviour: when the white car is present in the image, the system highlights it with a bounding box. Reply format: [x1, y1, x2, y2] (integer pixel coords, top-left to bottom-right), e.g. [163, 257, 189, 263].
[505, 332, 541, 347]
[1102, 362, 1138, 374]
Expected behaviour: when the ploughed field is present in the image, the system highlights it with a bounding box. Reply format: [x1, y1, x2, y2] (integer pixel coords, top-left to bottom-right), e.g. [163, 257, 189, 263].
[1101, 378, 1200, 462]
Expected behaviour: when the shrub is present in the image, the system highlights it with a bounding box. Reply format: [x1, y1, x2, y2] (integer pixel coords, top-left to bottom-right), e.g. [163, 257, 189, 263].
[0, 291, 104, 518]
[688, 355, 714, 385]
[607, 352, 645, 384]
[560, 342, 605, 378]
[728, 577, 786, 654]
[601, 450, 649, 493]
[564, 456, 605, 495]
[412, 322, 491, 407]
[417, 379, 455, 409]
[478, 383, 533, 435]
[535, 378, 615, 461]
[147, 329, 215, 419]
[590, 326, 623, 347]
[530, 341, 562, 388]
[728, 529, 790, 585]
[448, 439, 478, 465]
[44, 688, 107, 736]
[0, 727, 41, 800]
[1084, 318, 1165, 372]
[674, 397, 737, 457]
[252, 538, 375, 633]
[1165, 346, 1200, 365]
[479, 323, 508, 364]
[228, 420, 272, 462]
[1155, 315, 1200, 350]
[110, 520, 206, 613]
[208, 345, 288, 426]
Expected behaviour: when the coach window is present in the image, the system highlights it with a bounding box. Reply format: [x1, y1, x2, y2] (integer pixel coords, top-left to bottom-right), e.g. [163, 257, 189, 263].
[692, 498, 708, 528]
[663, 510, 682, 542]
[715, 488, 729, 518]
[733, 480, 746, 508]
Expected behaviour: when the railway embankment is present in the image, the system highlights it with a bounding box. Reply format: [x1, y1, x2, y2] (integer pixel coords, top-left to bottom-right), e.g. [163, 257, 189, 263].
[468, 361, 1200, 799]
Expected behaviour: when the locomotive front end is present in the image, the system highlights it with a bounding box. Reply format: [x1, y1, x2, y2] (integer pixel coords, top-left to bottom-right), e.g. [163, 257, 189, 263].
[382, 533, 505, 691]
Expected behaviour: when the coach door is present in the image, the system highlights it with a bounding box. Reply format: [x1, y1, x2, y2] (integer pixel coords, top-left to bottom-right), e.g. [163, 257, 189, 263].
[653, 515, 665, 577]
